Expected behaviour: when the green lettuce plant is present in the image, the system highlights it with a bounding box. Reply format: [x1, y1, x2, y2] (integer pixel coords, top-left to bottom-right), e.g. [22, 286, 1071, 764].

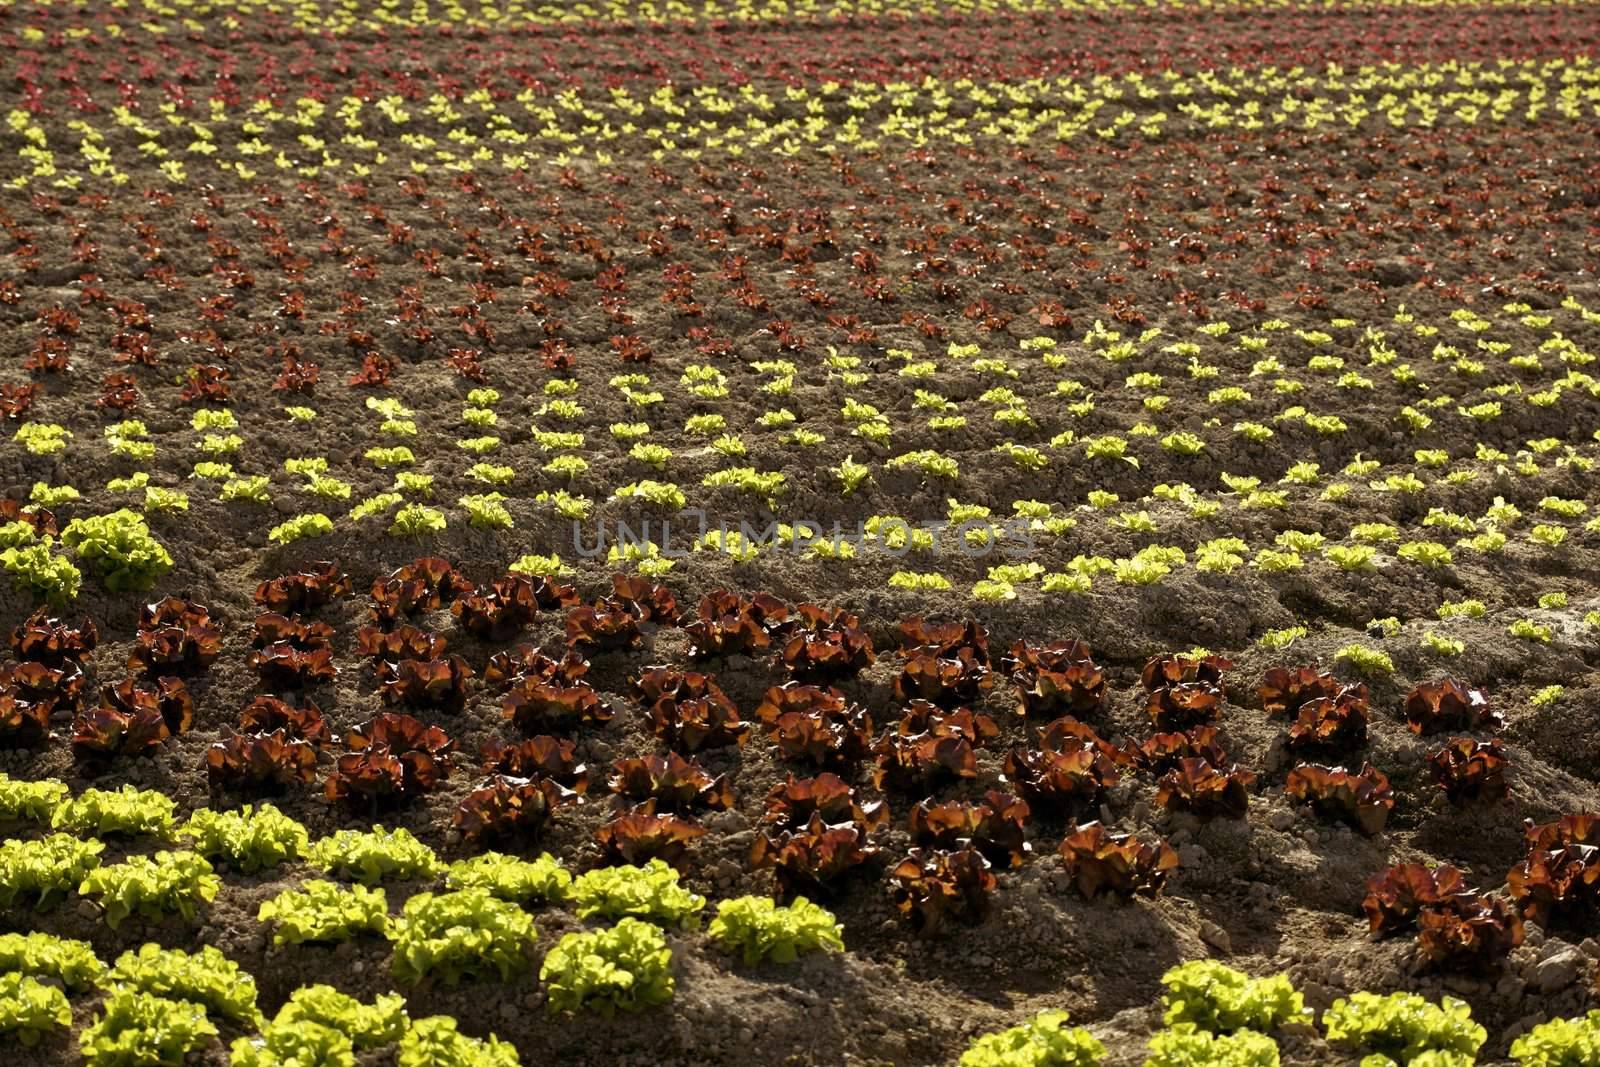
[231, 1021, 353, 1067]
[569, 860, 705, 928]
[28, 482, 80, 506]
[540, 918, 674, 1016]
[271, 986, 407, 1048]
[76, 851, 220, 929]
[306, 826, 441, 885]
[459, 493, 513, 530]
[257, 880, 389, 946]
[1322, 993, 1485, 1065]
[106, 944, 261, 1025]
[389, 503, 447, 537]
[959, 1010, 1105, 1067]
[444, 853, 570, 904]
[0, 932, 105, 989]
[79, 991, 217, 1067]
[1145, 1025, 1277, 1067]
[0, 774, 67, 821]
[268, 513, 333, 545]
[398, 1017, 520, 1067]
[0, 974, 71, 1046]
[388, 889, 537, 985]
[707, 896, 844, 964]
[0, 540, 81, 602]
[364, 446, 416, 468]
[1511, 1010, 1600, 1066]
[52, 785, 176, 837]
[0, 835, 105, 908]
[59, 510, 173, 592]
[1333, 644, 1395, 678]
[1160, 962, 1309, 1033]
[231, 987, 408, 1067]
[180, 805, 308, 872]
[14, 423, 69, 455]
[219, 476, 272, 504]
[0, 521, 39, 552]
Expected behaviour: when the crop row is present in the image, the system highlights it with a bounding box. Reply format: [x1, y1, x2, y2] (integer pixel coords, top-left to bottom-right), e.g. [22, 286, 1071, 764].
[10, 4, 1598, 112]
[5, 920, 1600, 1065]
[11, 308, 1600, 606]
[7, 58, 1600, 192]
[10, 3, 1598, 110]
[0, 567, 1590, 953]
[4, 120, 1588, 376]
[8, 0, 1582, 35]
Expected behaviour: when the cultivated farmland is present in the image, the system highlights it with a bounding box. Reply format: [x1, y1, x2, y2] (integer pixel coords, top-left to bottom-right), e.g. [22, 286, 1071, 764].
[3, 1, 1600, 1064]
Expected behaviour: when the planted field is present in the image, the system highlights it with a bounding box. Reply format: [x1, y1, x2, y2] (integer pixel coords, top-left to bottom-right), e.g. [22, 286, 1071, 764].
[3, 0, 1600, 1064]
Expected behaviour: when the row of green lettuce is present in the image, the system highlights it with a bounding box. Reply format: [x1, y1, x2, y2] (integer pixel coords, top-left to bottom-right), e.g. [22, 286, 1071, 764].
[1, 779, 836, 951]
[2, 933, 519, 1066]
[5, 781, 1598, 1066]
[962, 962, 1598, 1067]
[6, 934, 1597, 1066]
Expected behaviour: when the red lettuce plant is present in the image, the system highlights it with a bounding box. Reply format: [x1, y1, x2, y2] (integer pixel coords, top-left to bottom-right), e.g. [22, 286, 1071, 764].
[1428, 738, 1510, 803]
[1404, 680, 1501, 735]
[684, 589, 792, 657]
[1155, 758, 1255, 819]
[237, 695, 331, 746]
[1, 658, 85, 747]
[70, 703, 168, 761]
[1364, 864, 1469, 934]
[0, 685, 51, 748]
[750, 818, 876, 899]
[250, 613, 337, 688]
[484, 645, 590, 689]
[756, 682, 874, 768]
[325, 712, 455, 807]
[1285, 688, 1370, 753]
[206, 730, 318, 793]
[376, 655, 475, 713]
[355, 623, 447, 666]
[1283, 763, 1394, 834]
[605, 753, 733, 815]
[0, 500, 55, 537]
[1131, 725, 1229, 773]
[1002, 718, 1126, 811]
[1417, 895, 1523, 968]
[893, 650, 991, 709]
[1508, 815, 1600, 929]
[1142, 653, 1232, 730]
[492, 645, 609, 732]
[99, 676, 193, 735]
[454, 775, 574, 844]
[502, 677, 611, 733]
[872, 701, 998, 792]
[128, 597, 222, 677]
[760, 773, 886, 835]
[632, 667, 747, 751]
[566, 576, 679, 650]
[595, 808, 707, 868]
[1057, 822, 1178, 900]
[907, 791, 1030, 869]
[480, 735, 590, 793]
[778, 604, 875, 681]
[1257, 666, 1346, 717]
[889, 846, 996, 934]
[898, 618, 989, 661]
[254, 562, 350, 614]
[451, 575, 551, 641]
[1364, 863, 1522, 968]
[369, 557, 475, 625]
[11, 609, 97, 667]
[1001, 638, 1107, 718]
